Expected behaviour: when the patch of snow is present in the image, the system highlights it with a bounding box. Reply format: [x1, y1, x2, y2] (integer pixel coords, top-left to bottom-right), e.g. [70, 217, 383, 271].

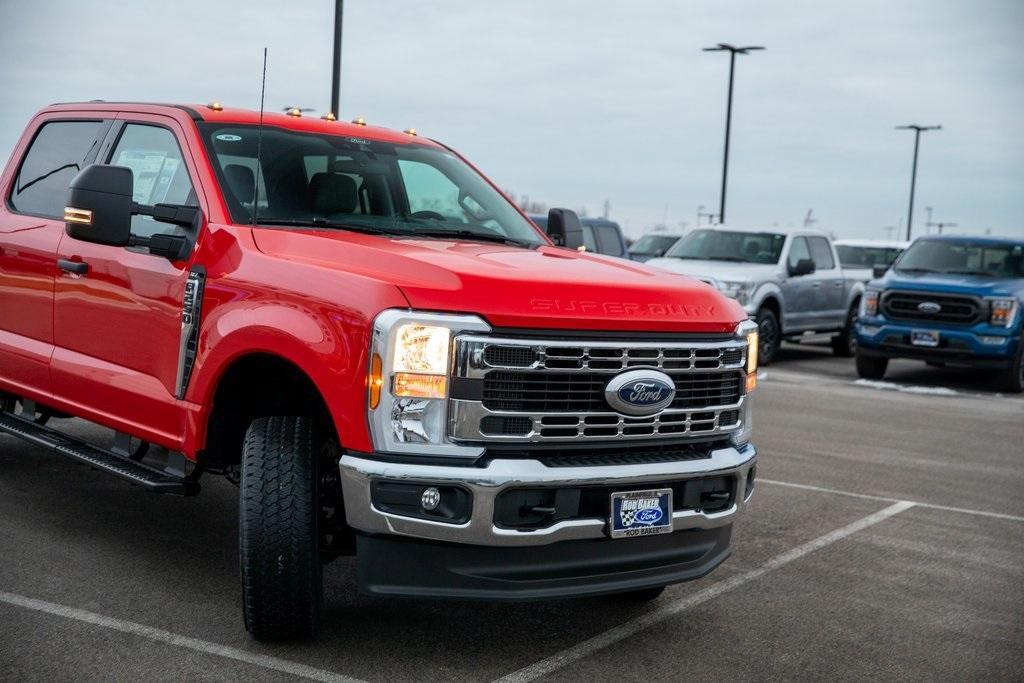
[852, 379, 959, 396]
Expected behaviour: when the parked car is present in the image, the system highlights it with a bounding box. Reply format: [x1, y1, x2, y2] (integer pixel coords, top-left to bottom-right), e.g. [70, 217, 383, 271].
[856, 235, 1023, 392]
[646, 227, 864, 364]
[0, 101, 760, 640]
[628, 232, 682, 262]
[834, 239, 908, 283]
[529, 214, 628, 257]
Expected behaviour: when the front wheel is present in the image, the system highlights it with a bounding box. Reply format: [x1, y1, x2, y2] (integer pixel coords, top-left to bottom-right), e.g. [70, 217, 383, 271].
[855, 352, 888, 380]
[240, 416, 323, 641]
[831, 302, 859, 357]
[756, 307, 781, 366]
[997, 343, 1024, 394]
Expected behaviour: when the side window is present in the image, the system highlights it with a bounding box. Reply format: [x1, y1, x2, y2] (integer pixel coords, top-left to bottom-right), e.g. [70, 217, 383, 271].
[10, 121, 106, 218]
[807, 237, 836, 269]
[110, 124, 196, 238]
[593, 225, 624, 256]
[788, 237, 811, 269]
[581, 225, 597, 252]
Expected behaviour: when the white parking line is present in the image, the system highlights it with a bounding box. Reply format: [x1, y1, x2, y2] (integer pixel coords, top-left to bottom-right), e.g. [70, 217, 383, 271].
[0, 591, 364, 683]
[492, 500, 915, 683]
[761, 478, 1024, 523]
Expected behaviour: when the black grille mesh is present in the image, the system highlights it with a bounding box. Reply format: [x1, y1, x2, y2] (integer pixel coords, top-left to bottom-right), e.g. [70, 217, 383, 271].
[881, 291, 980, 325]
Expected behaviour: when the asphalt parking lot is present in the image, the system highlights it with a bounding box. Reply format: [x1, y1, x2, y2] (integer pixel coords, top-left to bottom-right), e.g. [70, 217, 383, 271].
[1, 342, 1022, 682]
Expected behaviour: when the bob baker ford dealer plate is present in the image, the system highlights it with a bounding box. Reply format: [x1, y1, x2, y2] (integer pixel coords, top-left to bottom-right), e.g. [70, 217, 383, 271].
[610, 488, 673, 539]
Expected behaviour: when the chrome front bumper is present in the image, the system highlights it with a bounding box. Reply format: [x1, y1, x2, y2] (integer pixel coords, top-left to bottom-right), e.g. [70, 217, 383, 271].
[339, 443, 757, 547]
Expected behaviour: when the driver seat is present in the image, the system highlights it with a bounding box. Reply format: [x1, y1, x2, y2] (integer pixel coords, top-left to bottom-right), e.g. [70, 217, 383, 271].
[309, 173, 358, 215]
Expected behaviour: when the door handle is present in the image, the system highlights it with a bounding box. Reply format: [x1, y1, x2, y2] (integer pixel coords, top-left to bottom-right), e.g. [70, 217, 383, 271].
[57, 258, 89, 275]
[810, 282, 821, 288]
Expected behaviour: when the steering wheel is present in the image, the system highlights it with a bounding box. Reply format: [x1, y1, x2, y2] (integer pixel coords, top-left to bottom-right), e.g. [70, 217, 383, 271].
[409, 210, 446, 221]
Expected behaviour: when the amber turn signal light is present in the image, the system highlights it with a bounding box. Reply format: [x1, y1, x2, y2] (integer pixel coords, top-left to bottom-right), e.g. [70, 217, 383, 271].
[368, 353, 383, 409]
[64, 207, 92, 225]
[393, 373, 447, 399]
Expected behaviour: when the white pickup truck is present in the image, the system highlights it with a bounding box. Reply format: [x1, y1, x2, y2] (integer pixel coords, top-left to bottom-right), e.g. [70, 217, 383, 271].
[647, 227, 864, 364]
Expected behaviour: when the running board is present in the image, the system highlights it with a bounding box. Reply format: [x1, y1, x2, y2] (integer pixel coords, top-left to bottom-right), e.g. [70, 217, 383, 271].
[0, 411, 199, 495]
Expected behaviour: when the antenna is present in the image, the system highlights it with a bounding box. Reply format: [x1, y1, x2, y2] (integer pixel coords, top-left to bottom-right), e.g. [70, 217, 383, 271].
[252, 47, 268, 226]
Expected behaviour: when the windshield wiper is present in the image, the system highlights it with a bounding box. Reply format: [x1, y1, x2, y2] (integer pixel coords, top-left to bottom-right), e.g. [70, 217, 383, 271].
[412, 228, 533, 248]
[258, 218, 403, 236]
[895, 267, 941, 273]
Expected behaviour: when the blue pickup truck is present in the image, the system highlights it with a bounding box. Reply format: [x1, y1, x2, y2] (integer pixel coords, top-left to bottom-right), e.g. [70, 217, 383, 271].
[855, 235, 1023, 393]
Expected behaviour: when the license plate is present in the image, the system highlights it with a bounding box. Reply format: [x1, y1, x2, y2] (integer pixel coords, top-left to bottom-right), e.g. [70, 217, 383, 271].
[610, 488, 673, 539]
[911, 329, 939, 347]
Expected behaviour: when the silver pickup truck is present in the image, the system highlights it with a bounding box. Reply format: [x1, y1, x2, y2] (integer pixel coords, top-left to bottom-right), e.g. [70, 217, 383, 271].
[647, 227, 864, 364]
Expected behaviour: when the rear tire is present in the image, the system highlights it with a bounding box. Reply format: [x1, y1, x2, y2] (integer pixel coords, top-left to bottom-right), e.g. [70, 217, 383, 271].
[855, 353, 888, 380]
[240, 416, 322, 641]
[831, 302, 859, 357]
[997, 343, 1024, 394]
[756, 307, 781, 366]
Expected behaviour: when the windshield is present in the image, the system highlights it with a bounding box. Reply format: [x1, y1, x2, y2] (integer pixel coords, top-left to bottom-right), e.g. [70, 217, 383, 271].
[630, 234, 679, 256]
[198, 124, 545, 246]
[836, 245, 903, 269]
[665, 229, 785, 264]
[894, 239, 1024, 277]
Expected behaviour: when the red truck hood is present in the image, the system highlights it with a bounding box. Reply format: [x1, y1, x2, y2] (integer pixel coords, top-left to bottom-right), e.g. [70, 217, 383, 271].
[251, 229, 745, 333]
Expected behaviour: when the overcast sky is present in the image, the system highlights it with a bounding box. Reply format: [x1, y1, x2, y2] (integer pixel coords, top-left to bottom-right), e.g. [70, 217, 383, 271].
[1, 0, 1022, 239]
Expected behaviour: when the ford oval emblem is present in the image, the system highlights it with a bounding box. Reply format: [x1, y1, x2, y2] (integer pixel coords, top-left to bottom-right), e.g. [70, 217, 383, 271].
[633, 507, 664, 525]
[605, 369, 676, 416]
[917, 301, 942, 314]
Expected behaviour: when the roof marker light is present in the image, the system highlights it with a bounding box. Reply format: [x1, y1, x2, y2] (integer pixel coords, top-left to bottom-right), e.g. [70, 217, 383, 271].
[207, 101, 223, 111]
[403, 128, 418, 136]
[352, 117, 367, 126]
[321, 112, 337, 121]
[286, 107, 302, 117]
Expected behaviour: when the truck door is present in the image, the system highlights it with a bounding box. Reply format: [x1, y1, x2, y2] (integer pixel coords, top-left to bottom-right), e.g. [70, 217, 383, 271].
[52, 115, 205, 449]
[806, 236, 844, 328]
[780, 236, 815, 331]
[0, 117, 110, 397]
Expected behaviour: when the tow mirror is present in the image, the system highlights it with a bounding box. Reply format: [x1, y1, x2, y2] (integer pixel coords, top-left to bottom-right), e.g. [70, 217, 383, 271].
[789, 258, 816, 277]
[64, 165, 133, 247]
[872, 264, 889, 279]
[545, 208, 584, 249]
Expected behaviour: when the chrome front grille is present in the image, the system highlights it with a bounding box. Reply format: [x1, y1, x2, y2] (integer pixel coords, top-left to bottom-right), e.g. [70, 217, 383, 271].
[450, 335, 747, 444]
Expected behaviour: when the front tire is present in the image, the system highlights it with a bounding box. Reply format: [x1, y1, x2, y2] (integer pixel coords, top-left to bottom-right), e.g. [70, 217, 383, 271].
[997, 343, 1024, 394]
[855, 352, 888, 380]
[756, 307, 781, 366]
[240, 416, 323, 641]
[831, 302, 859, 357]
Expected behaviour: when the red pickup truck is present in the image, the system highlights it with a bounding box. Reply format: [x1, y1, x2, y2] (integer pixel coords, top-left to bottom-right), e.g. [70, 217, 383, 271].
[0, 102, 759, 640]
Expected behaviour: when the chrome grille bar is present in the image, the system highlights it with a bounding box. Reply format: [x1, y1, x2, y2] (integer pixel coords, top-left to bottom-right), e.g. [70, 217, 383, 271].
[450, 335, 747, 444]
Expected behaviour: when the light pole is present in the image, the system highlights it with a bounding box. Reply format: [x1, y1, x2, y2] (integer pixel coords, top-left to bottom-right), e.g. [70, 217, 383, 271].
[703, 43, 764, 225]
[330, 0, 344, 117]
[895, 124, 941, 241]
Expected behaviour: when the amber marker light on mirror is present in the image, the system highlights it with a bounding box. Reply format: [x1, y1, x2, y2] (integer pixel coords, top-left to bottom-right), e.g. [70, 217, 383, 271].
[368, 353, 383, 409]
[64, 207, 92, 224]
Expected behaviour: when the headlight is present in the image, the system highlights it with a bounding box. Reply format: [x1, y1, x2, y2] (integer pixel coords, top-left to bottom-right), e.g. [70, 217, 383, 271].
[988, 297, 1019, 328]
[733, 319, 758, 446]
[862, 289, 880, 317]
[737, 319, 758, 393]
[392, 324, 451, 399]
[719, 280, 753, 306]
[368, 310, 491, 458]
